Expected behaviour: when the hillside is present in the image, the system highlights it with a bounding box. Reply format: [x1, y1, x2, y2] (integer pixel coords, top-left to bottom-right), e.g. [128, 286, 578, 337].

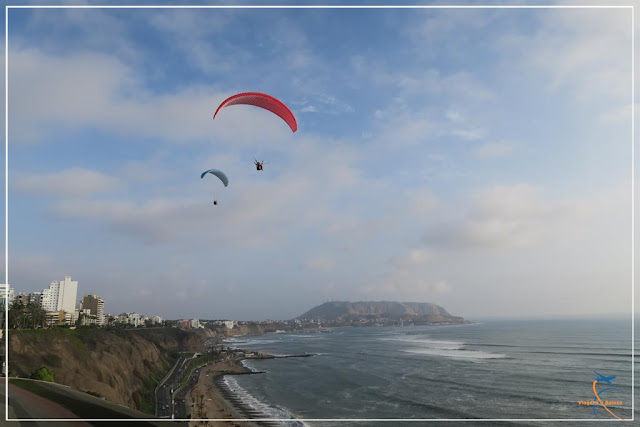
[8, 327, 214, 413]
[297, 301, 466, 323]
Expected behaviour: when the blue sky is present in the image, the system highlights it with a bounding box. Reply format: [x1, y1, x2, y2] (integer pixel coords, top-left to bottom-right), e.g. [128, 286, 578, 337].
[2, 2, 635, 320]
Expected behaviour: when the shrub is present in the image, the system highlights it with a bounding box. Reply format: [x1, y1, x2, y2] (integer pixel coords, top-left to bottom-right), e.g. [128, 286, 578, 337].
[30, 366, 55, 382]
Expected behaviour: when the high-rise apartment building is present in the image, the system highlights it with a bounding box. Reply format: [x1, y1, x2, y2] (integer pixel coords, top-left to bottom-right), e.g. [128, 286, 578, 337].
[81, 294, 105, 326]
[40, 288, 56, 311]
[41, 277, 78, 313]
[56, 276, 78, 313]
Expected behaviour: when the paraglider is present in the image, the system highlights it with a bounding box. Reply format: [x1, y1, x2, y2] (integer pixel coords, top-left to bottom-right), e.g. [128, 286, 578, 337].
[201, 169, 228, 205]
[213, 92, 298, 133]
[254, 160, 269, 171]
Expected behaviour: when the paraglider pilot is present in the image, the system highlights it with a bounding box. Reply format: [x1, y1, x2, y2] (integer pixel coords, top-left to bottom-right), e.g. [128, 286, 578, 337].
[254, 160, 264, 171]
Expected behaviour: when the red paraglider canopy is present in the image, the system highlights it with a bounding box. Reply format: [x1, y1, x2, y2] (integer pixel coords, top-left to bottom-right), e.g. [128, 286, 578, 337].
[213, 92, 298, 133]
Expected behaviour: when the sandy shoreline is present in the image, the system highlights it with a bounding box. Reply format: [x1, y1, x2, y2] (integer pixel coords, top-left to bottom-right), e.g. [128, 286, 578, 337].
[186, 359, 262, 427]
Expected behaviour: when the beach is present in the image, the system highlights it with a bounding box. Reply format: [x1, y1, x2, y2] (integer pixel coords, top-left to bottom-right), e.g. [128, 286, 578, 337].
[186, 359, 262, 427]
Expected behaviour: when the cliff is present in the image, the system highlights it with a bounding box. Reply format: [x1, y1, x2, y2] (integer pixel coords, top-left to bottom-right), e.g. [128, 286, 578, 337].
[8, 327, 215, 413]
[206, 321, 319, 338]
[297, 301, 466, 323]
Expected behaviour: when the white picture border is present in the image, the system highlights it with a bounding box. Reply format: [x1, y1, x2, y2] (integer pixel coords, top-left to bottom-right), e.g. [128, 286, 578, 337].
[4, 3, 635, 423]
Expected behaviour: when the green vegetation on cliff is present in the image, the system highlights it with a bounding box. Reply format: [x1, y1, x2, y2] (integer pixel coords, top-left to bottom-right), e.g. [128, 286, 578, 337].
[30, 366, 55, 382]
[8, 327, 213, 413]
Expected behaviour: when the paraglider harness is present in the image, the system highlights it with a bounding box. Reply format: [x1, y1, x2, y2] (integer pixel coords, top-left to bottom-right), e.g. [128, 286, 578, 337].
[254, 160, 264, 171]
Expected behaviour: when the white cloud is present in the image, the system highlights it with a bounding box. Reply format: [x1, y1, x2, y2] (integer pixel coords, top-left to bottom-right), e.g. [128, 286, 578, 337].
[50, 197, 206, 244]
[475, 141, 515, 158]
[13, 168, 122, 196]
[360, 268, 452, 301]
[451, 128, 486, 141]
[9, 48, 292, 146]
[397, 249, 435, 268]
[497, 8, 631, 107]
[599, 104, 634, 123]
[372, 106, 444, 147]
[43, 138, 370, 247]
[403, 188, 439, 214]
[424, 184, 552, 250]
[433, 280, 452, 294]
[146, 9, 238, 74]
[445, 110, 463, 122]
[423, 182, 629, 252]
[292, 94, 353, 115]
[118, 160, 177, 184]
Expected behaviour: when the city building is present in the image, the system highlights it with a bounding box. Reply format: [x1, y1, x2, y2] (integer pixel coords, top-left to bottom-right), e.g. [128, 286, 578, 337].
[81, 294, 105, 326]
[14, 292, 28, 306]
[0, 284, 13, 340]
[39, 276, 78, 314]
[77, 308, 100, 326]
[115, 312, 145, 327]
[40, 288, 56, 311]
[1, 285, 14, 308]
[28, 292, 42, 306]
[56, 276, 78, 313]
[45, 310, 77, 327]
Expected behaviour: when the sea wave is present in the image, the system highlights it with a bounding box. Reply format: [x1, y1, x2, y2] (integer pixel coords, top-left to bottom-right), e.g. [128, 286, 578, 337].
[239, 360, 260, 373]
[380, 335, 506, 360]
[220, 375, 308, 426]
[402, 348, 507, 360]
[379, 336, 465, 350]
[228, 338, 280, 347]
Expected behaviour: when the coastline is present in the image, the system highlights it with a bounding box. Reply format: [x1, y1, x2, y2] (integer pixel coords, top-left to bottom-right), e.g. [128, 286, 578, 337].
[186, 358, 263, 427]
[186, 350, 312, 426]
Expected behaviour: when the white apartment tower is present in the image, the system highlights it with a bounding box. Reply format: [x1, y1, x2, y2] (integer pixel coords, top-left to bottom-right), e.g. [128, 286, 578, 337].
[58, 276, 78, 313]
[41, 276, 78, 313]
[40, 288, 56, 312]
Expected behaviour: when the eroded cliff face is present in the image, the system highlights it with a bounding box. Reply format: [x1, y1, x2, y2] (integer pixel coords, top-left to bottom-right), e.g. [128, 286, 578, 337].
[8, 328, 215, 412]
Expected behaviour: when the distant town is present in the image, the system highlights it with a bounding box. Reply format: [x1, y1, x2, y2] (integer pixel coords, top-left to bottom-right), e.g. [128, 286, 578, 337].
[1, 277, 168, 329]
[0, 278, 309, 331]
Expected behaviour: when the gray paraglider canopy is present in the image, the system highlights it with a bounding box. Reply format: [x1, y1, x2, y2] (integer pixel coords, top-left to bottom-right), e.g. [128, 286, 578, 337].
[200, 169, 229, 186]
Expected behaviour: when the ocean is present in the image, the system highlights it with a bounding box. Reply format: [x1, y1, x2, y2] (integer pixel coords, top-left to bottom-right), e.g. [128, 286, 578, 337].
[221, 318, 637, 425]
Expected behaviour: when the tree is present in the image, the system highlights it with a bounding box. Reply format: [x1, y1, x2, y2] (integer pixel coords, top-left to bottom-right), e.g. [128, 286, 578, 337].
[8, 303, 46, 329]
[76, 312, 85, 327]
[30, 366, 55, 382]
[25, 304, 47, 329]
